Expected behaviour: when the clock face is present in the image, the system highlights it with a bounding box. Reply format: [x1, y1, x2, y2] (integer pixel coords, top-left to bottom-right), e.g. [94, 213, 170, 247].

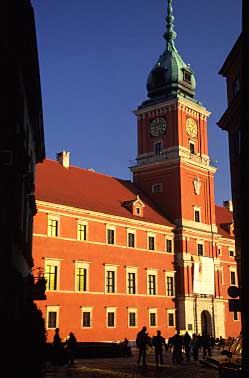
[149, 118, 167, 137]
[186, 118, 198, 138]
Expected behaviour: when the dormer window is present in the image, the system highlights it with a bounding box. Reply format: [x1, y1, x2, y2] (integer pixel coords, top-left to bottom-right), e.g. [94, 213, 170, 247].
[123, 195, 145, 217]
[136, 207, 141, 215]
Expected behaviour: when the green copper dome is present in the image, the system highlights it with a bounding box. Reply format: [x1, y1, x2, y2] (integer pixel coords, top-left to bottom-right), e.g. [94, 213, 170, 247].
[146, 0, 196, 100]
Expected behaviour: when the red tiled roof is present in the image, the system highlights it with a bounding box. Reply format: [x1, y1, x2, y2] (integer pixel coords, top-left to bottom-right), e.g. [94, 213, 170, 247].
[215, 205, 234, 239]
[35, 159, 173, 227]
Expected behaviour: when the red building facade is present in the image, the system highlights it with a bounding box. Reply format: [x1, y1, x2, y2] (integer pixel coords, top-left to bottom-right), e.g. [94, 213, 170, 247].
[33, 1, 240, 343]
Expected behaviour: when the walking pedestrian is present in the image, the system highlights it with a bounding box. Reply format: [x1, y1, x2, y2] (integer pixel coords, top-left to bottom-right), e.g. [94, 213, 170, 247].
[183, 331, 191, 361]
[136, 326, 148, 367]
[65, 332, 77, 364]
[190, 333, 200, 361]
[152, 330, 167, 367]
[171, 330, 183, 363]
[52, 328, 63, 366]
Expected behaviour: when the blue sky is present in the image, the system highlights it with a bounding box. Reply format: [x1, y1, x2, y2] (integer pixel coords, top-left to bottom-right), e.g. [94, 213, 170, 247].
[32, 0, 241, 206]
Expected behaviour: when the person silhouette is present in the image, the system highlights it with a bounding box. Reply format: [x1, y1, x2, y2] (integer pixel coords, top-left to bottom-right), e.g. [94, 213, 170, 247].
[52, 328, 63, 365]
[152, 330, 167, 367]
[65, 332, 77, 364]
[136, 326, 148, 367]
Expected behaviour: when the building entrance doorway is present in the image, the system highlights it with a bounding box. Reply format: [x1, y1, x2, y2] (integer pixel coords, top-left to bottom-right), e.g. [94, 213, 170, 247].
[201, 310, 213, 336]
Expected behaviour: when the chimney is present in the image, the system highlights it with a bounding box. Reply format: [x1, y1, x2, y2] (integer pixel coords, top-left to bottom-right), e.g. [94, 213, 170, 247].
[223, 200, 233, 212]
[56, 151, 70, 168]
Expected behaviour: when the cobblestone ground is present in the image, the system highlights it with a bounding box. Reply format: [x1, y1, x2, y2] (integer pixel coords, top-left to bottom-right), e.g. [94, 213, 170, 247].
[45, 350, 219, 378]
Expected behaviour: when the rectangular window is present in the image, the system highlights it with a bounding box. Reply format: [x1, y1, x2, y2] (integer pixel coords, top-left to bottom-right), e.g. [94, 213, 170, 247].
[233, 311, 238, 321]
[168, 312, 175, 327]
[152, 184, 162, 193]
[47, 306, 59, 329]
[197, 243, 204, 256]
[128, 232, 135, 248]
[106, 309, 116, 328]
[45, 264, 58, 290]
[48, 219, 58, 237]
[166, 239, 172, 253]
[82, 312, 91, 327]
[78, 223, 87, 241]
[229, 250, 234, 257]
[48, 312, 57, 328]
[195, 210, 200, 222]
[148, 274, 156, 295]
[107, 228, 115, 245]
[155, 142, 163, 156]
[190, 142, 195, 154]
[127, 272, 136, 294]
[230, 271, 236, 285]
[76, 267, 87, 291]
[106, 270, 115, 293]
[166, 276, 175, 296]
[149, 311, 157, 327]
[128, 312, 136, 327]
[148, 236, 155, 250]
[136, 207, 141, 215]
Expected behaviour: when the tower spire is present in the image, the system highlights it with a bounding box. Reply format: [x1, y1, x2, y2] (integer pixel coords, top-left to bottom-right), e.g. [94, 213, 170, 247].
[164, 0, 177, 47]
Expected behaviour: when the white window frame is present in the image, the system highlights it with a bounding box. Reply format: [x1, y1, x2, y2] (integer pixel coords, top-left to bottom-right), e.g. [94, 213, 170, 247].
[167, 309, 175, 327]
[128, 308, 137, 328]
[147, 232, 156, 251]
[147, 269, 157, 295]
[148, 308, 157, 327]
[229, 249, 235, 258]
[81, 306, 93, 328]
[104, 264, 118, 294]
[106, 307, 116, 328]
[165, 272, 175, 297]
[230, 268, 237, 286]
[197, 240, 204, 256]
[48, 215, 60, 237]
[165, 237, 173, 253]
[44, 258, 61, 291]
[77, 220, 88, 241]
[127, 229, 136, 248]
[106, 225, 116, 245]
[126, 267, 138, 294]
[75, 261, 89, 292]
[46, 305, 60, 329]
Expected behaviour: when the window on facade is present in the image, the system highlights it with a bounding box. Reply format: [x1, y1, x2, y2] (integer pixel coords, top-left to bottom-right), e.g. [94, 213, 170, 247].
[233, 311, 239, 321]
[149, 311, 157, 327]
[155, 142, 163, 156]
[127, 272, 136, 294]
[82, 310, 91, 327]
[218, 247, 222, 256]
[230, 271, 236, 285]
[233, 75, 240, 97]
[168, 311, 175, 327]
[76, 267, 87, 291]
[148, 274, 156, 295]
[106, 309, 116, 327]
[183, 70, 192, 83]
[148, 235, 155, 250]
[106, 270, 115, 293]
[166, 275, 175, 296]
[190, 142, 195, 154]
[48, 311, 57, 328]
[194, 209, 200, 222]
[152, 184, 162, 193]
[48, 218, 58, 237]
[166, 239, 172, 253]
[197, 243, 204, 256]
[136, 207, 141, 215]
[107, 228, 115, 245]
[128, 311, 137, 327]
[128, 232, 135, 248]
[229, 250, 234, 257]
[78, 223, 87, 241]
[47, 306, 59, 329]
[45, 264, 58, 291]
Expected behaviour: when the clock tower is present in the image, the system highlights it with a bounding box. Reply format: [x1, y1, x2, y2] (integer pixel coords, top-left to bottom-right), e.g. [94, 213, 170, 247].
[130, 0, 219, 333]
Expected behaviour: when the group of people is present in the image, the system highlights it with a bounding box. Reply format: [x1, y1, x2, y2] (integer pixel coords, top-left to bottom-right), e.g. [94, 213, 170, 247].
[52, 328, 77, 366]
[135, 326, 213, 367]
